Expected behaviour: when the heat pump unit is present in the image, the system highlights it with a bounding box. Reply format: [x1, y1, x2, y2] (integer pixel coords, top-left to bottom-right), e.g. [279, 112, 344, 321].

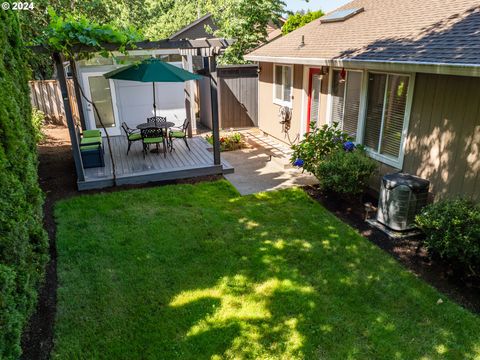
[376, 173, 430, 231]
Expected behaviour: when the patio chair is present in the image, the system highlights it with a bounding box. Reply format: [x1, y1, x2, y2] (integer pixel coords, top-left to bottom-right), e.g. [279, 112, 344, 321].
[121, 122, 142, 155]
[77, 126, 102, 148]
[147, 116, 168, 138]
[141, 127, 166, 158]
[169, 118, 190, 151]
[147, 116, 167, 124]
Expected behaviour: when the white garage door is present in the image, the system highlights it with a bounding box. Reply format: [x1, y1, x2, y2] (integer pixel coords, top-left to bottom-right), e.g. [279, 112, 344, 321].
[113, 62, 187, 129]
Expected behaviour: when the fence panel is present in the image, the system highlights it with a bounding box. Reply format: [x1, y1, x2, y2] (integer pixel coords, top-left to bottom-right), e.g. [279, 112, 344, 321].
[217, 65, 258, 129]
[29, 79, 79, 126]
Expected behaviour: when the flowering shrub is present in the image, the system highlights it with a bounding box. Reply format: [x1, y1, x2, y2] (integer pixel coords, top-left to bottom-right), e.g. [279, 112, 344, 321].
[291, 122, 377, 197]
[291, 122, 351, 174]
[206, 131, 246, 151]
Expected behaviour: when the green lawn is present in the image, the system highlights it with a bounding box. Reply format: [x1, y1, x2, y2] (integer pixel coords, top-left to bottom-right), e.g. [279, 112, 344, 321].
[54, 180, 480, 359]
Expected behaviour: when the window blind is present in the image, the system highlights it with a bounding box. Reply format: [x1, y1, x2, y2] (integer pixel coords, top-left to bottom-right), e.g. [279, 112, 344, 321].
[380, 75, 409, 158]
[274, 65, 292, 103]
[310, 73, 321, 125]
[274, 65, 283, 101]
[343, 71, 362, 140]
[331, 70, 345, 125]
[364, 73, 387, 150]
[283, 66, 292, 102]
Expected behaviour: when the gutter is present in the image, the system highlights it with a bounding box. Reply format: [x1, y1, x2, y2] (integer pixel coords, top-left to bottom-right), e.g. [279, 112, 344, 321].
[244, 55, 480, 78]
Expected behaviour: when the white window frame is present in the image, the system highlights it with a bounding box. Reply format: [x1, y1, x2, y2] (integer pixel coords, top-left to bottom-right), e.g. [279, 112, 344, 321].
[327, 68, 415, 169]
[273, 64, 294, 107]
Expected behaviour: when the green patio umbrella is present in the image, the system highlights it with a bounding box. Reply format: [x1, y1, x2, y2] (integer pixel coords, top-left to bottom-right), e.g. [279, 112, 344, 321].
[104, 57, 202, 115]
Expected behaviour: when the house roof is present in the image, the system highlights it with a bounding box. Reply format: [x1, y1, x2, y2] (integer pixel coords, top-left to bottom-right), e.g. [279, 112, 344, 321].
[170, 13, 285, 43]
[169, 13, 217, 40]
[245, 0, 480, 69]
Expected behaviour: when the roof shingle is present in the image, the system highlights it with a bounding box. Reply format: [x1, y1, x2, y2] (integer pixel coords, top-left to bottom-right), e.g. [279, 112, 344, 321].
[246, 0, 480, 66]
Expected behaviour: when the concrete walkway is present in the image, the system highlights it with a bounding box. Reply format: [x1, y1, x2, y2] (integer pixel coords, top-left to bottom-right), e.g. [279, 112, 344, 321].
[221, 147, 318, 195]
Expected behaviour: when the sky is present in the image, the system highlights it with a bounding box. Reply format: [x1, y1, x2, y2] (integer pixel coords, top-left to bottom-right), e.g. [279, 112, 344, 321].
[284, 0, 351, 13]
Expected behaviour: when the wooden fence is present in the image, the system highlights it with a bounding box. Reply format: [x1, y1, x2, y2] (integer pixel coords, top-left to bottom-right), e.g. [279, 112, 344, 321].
[199, 65, 259, 130]
[29, 79, 80, 126]
[217, 64, 258, 129]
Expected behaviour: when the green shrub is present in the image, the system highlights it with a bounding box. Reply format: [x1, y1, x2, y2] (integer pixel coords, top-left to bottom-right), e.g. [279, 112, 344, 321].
[416, 199, 480, 276]
[32, 108, 46, 143]
[291, 122, 351, 175]
[0, 11, 48, 359]
[316, 147, 377, 197]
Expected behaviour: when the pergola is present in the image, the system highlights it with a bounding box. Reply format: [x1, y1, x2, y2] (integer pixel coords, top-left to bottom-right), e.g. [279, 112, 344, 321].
[34, 38, 234, 189]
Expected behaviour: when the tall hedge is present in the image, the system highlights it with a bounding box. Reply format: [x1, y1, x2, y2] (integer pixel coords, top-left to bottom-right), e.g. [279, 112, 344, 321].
[0, 11, 48, 359]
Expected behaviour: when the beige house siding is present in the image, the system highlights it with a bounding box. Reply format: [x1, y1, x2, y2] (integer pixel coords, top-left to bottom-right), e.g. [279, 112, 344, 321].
[403, 73, 480, 201]
[351, 73, 480, 201]
[258, 63, 330, 141]
[258, 62, 304, 143]
[257, 62, 480, 201]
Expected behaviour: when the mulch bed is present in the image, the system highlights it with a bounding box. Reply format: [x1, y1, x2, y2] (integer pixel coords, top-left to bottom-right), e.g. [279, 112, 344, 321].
[22, 126, 479, 359]
[305, 186, 480, 315]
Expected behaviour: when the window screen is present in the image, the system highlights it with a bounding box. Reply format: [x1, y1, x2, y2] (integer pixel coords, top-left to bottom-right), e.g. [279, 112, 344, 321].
[274, 65, 293, 104]
[343, 71, 362, 140]
[331, 70, 345, 125]
[364, 73, 387, 150]
[380, 75, 409, 158]
[274, 65, 283, 101]
[363, 73, 410, 160]
[331, 70, 361, 139]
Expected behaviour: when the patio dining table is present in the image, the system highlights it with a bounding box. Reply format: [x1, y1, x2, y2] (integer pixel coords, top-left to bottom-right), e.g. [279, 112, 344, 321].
[137, 121, 175, 154]
[136, 121, 175, 131]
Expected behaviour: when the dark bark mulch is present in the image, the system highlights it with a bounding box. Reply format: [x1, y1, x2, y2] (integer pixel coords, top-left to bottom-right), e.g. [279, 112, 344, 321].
[20, 126, 222, 360]
[305, 186, 480, 315]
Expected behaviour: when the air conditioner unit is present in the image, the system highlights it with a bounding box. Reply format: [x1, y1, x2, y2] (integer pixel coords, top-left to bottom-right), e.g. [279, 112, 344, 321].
[376, 173, 430, 231]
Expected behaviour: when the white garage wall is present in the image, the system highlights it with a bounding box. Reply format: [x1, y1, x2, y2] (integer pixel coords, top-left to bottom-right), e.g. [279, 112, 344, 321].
[77, 55, 193, 134]
[113, 62, 187, 128]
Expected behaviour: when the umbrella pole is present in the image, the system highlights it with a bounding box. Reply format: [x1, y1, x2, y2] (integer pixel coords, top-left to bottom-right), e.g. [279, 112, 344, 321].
[153, 82, 156, 116]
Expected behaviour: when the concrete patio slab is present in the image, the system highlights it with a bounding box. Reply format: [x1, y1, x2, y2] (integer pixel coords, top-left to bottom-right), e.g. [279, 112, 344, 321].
[221, 147, 318, 195]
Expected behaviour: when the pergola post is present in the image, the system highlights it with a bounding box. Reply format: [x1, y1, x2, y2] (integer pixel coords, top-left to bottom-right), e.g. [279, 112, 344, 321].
[182, 53, 196, 137]
[69, 59, 87, 130]
[208, 55, 221, 166]
[53, 52, 85, 182]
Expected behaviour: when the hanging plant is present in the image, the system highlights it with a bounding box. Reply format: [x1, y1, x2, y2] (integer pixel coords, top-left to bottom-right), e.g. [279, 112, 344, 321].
[39, 8, 142, 184]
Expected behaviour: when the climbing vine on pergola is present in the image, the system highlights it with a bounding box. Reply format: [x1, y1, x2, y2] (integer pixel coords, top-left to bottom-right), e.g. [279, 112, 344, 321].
[39, 9, 142, 182]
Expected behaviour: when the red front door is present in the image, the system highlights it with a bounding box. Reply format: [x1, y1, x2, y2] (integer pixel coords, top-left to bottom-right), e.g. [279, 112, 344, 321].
[306, 68, 322, 133]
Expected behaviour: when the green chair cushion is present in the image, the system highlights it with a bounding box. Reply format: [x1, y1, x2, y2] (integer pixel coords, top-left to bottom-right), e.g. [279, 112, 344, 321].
[80, 144, 100, 151]
[170, 131, 185, 138]
[143, 137, 164, 144]
[81, 136, 102, 145]
[83, 129, 102, 138]
[128, 133, 142, 141]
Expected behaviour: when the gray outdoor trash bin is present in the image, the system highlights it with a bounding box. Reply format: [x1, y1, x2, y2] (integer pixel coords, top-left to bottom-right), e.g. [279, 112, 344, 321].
[376, 173, 430, 231]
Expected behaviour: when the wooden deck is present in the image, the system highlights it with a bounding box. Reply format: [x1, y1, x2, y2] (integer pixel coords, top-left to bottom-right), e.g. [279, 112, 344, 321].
[78, 136, 233, 190]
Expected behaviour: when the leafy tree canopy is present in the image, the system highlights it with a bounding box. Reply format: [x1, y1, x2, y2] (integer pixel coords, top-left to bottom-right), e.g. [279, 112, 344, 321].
[21, 0, 286, 75]
[281, 10, 323, 35]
